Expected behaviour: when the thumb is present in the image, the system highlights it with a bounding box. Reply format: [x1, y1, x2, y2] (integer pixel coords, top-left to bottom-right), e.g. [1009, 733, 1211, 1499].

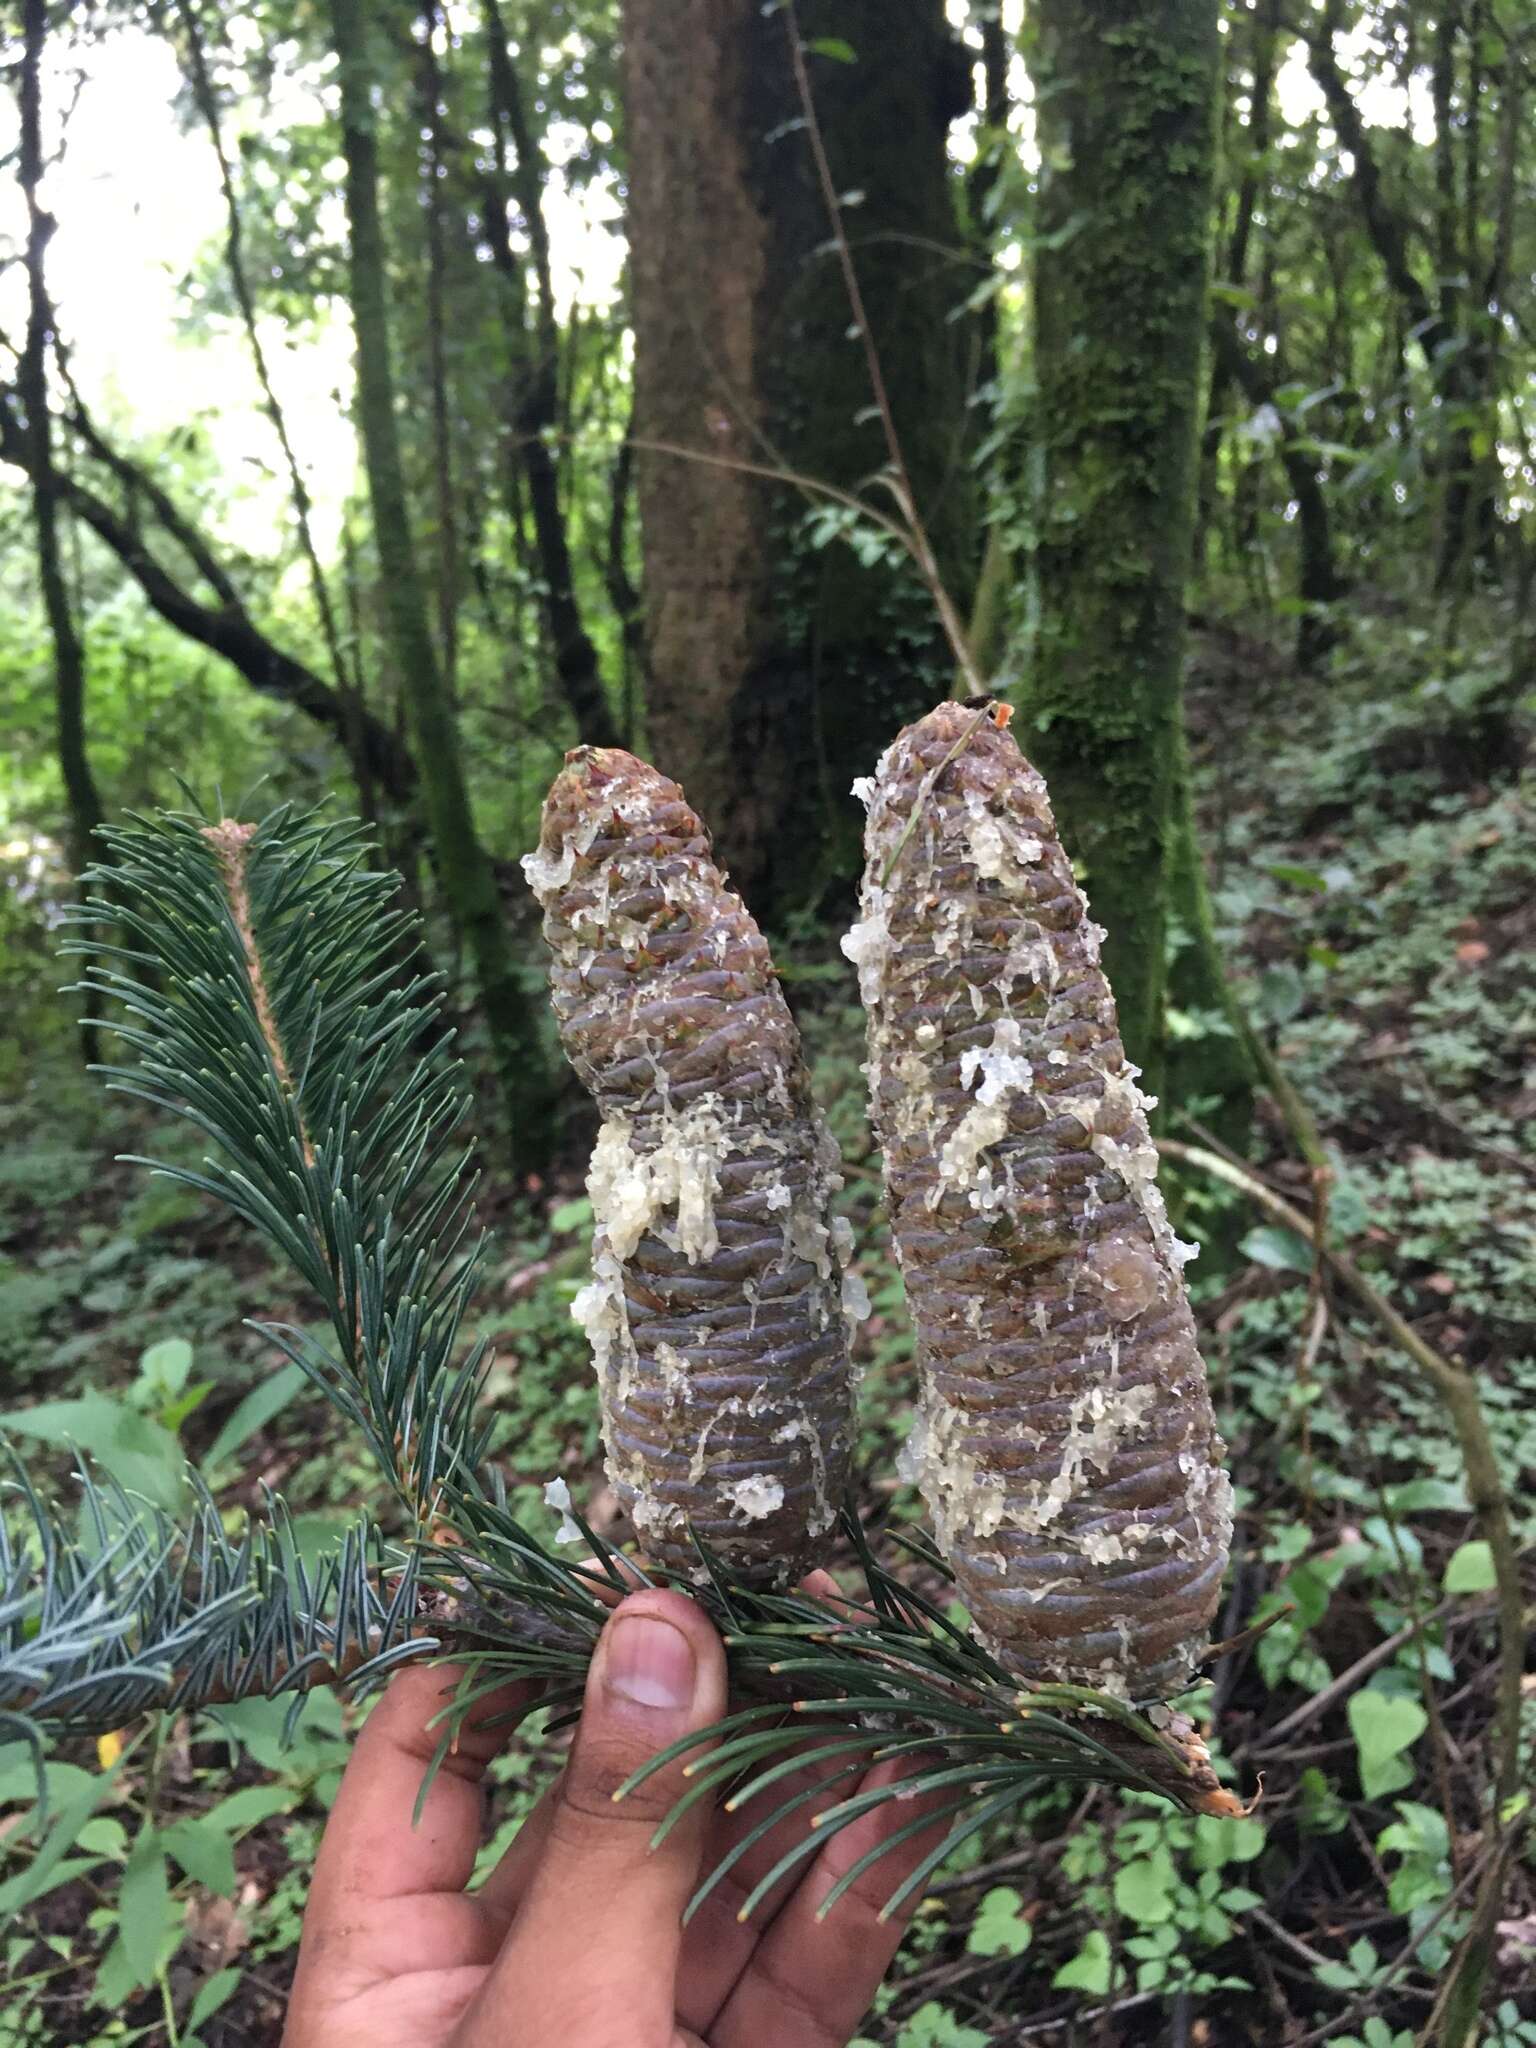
[460, 1587, 727, 2045]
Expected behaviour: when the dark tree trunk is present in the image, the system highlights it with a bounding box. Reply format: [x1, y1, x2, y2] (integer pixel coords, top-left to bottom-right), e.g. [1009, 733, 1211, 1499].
[623, 0, 978, 923]
[19, 0, 103, 1062]
[1024, 0, 1225, 1095]
[418, 0, 461, 698]
[331, 0, 555, 1162]
[1306, 1, 1502, 598]
[1211, 319, 1345, 670]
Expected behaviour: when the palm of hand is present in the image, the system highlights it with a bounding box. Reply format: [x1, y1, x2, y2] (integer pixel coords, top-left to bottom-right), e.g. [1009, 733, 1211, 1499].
[284, 1590, 943, 2048]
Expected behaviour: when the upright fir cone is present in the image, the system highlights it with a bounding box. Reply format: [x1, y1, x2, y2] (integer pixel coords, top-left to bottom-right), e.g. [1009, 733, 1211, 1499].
[524, 748, 860, 1584]
[846, 703, 1232, 1698]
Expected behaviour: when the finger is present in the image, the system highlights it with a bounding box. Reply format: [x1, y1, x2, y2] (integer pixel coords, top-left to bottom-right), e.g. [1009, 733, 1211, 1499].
[288, 1664, 536, 2013]
[675, 1569, 882, 2026]
[471, 1769, 563, 1924]
[800, 1567, 841, 1602]
[482, 1574, 851, 1939]
[457, 1588, 727, 2047]
[309, 1663, 536, 1911]
[710, 1755, 954, 2048]
[675, 1738, 870, 2034]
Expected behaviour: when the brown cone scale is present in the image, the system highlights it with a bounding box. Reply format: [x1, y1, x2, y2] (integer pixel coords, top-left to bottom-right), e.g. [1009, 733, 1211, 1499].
[847, 704, 1232, 1698]
[525, 748, 858, 1584]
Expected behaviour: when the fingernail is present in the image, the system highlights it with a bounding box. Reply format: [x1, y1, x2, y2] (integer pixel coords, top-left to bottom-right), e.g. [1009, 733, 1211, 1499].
[604, 1613, 697, 1712]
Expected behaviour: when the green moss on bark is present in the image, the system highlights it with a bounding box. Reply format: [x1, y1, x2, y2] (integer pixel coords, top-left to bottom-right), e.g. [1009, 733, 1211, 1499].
[1022, 2, 1221, 1089]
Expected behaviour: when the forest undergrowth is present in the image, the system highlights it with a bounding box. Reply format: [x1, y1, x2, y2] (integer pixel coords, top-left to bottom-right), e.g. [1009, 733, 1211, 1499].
[1, 603, 1533, 2046]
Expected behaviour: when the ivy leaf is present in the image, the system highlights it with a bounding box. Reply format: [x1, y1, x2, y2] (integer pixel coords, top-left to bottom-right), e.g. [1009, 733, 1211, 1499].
[894, 2004, 991, 2048]
[967, 1885, 1032, 1956]
[1347, 1690, 1427, 1799]
[1114, 1857, 1175, 1925]
[1256, 962, 1306, 1025]
[1053, 1927, 1113, 1993]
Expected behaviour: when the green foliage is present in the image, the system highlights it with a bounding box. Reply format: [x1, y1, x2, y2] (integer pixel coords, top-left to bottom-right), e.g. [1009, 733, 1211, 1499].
[966, 1885, 1032, 1958]
[1, 0, 1533, 2033]
[1053, 1798, 1261, 2003]
[1348, 1689, 1428, 1801]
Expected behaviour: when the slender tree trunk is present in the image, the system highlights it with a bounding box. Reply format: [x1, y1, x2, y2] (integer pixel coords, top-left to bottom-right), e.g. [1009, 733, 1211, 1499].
[1023, 0, 1225, 1098]
[603, 390, 647, 745]
[1198, 0, 1279, 565]
[1305, 3, 1499, 597]
[1211, 319, 1344, 669]
[329, 0, 553, 1160]
[175, 0, 387, 828]
[418, 0, 461, 698]
[19, 0, 103, 1062]
[969, 4, 1011, 403]
[483, 0, 617, 750]
[623, 0, 977, 923]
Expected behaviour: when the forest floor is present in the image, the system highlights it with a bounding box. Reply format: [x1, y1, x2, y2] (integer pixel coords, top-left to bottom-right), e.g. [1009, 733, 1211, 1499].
[2, 606, 1534, 2046]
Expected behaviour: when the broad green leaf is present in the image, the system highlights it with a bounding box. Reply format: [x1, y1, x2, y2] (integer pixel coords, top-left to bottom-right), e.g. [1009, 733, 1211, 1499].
[138, 1337, 194, 1396]
[1240, 1225, 1313, 1273]
[0, 1754, 96, 1808]
[119, 1841, 173, 1985]
[0, 1394, 185, 1510]
[1267, 862, 1329, 893]
[966, 1885, 1032, 1957]
[93, 1932, 137, 2008]
[202, 1784, 298, 1834]
[0, 1854, 103, 1920]
[0, 1772, 110, 1916]
[202, 1361, 308, 1471]
[548, 1197, 592, 1234]
[1443, 1539, 1496, 1593]
[1347, 1690, 1427, 1799]
[1386, 1478, 1466, 1515]
[213, 1685, 346, 1775]
[188, 1970, 241, 2033]
[161, 1817, 237, 1896]
[806, 35, 857, 61]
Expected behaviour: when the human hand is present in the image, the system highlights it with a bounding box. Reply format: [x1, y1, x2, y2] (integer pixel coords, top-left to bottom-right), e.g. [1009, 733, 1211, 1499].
[283, 1582, 948, 2047]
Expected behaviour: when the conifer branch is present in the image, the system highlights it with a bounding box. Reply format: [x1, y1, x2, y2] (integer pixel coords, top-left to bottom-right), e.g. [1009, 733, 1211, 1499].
[62, 804, 490, 1522]
[1, 801, 1250, 1886]
[0, 1456, 428, 1752]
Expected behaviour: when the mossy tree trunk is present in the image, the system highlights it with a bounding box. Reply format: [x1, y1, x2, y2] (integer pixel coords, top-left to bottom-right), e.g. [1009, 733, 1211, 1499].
[1022, 0, 1230, 1108]
[330, 0, 554, 1162]
[623, 0, 978, 925]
